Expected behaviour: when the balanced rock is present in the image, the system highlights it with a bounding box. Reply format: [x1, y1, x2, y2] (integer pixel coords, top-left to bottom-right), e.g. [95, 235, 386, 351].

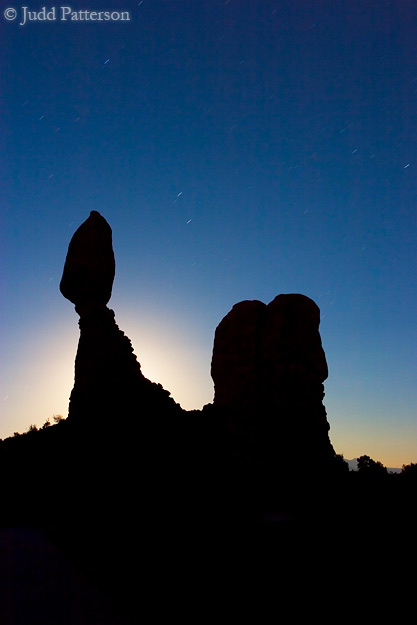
[60, 211, 115, 313]
[60, 212, 178, 432]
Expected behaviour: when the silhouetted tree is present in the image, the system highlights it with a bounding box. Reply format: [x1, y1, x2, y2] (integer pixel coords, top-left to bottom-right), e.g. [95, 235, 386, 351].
[400, 463, 417, 479]
[357, 455, 387, 476]
[333, 454, 349, 473]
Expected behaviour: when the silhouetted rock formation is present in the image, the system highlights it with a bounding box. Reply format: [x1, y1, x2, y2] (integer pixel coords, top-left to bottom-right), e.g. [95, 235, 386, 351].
[211, 295, 336, 485]
[57, 211, 339, 524]
[60, 210, 115, 316]
[60, 211, 179, 430]
[212, 294, 328, 407]
[58, 212, 338, 518]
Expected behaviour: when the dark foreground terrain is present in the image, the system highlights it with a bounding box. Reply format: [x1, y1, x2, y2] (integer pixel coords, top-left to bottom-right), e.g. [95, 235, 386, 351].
[1, 419, 416, 624]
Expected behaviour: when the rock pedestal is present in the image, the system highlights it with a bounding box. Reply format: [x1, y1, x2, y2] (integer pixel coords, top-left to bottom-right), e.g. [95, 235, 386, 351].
[60, 212, 176, 431]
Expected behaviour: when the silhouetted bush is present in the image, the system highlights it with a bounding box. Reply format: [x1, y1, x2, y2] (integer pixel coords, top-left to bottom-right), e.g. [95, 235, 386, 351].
[400, 463, 417, 479]
[357, 455, 388, 476]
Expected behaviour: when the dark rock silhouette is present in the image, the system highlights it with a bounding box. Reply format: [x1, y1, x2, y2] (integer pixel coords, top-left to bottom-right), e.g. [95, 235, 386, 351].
[211, 295, 335, 482]
[56, 211, 339, 527]
[60, 211, 179, 429]
[212, 294, 328, 408]
[60, 210, 115, 315]
[58, 212, 337, 517]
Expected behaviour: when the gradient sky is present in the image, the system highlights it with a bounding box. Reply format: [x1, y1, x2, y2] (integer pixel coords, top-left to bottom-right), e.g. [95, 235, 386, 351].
[1, 0, 416, 467]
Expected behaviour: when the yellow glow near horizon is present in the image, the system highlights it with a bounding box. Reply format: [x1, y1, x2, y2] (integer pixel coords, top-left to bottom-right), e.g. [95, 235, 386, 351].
[1, 321, 78, 438]
[0, 312, 214, 439]
[328, 413, 416, 469]
[118, 311, 214, 411]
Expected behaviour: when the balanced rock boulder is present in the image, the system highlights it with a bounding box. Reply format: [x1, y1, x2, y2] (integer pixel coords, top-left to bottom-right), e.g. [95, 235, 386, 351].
[60, 211, 115, 314]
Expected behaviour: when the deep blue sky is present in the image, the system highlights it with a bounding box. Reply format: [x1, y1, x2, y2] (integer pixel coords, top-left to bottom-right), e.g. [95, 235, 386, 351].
[1, 0, 416, 466]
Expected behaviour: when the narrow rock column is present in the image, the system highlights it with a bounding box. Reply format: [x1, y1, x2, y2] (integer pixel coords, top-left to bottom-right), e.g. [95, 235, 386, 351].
[60, 211, 147, 428]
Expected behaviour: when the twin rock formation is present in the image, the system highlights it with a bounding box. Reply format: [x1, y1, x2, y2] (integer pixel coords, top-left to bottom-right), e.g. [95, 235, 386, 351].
[60, 211, 336, 513]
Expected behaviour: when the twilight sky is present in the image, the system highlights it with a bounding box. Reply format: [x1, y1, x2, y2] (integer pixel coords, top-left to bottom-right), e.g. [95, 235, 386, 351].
[1, 0, 416, 467]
